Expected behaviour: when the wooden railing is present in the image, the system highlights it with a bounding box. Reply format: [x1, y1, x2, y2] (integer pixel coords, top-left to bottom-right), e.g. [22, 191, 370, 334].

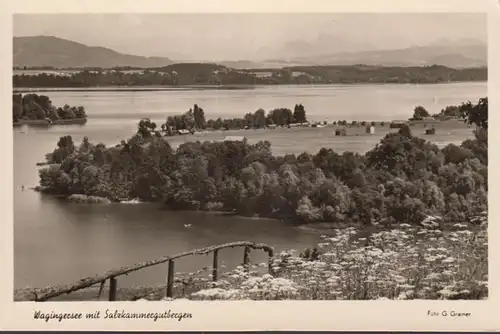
[18, 241, 275, 302]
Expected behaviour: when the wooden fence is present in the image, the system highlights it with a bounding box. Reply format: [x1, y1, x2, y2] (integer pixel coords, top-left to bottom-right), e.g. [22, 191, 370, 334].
[17, 241, 274, 302]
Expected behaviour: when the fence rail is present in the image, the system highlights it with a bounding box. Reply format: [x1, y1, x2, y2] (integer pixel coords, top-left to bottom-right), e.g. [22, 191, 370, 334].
[16, 241, 274, 302]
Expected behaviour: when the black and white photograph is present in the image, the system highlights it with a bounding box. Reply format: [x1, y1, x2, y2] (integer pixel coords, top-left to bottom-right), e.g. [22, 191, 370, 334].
[11, 9, 489, 308]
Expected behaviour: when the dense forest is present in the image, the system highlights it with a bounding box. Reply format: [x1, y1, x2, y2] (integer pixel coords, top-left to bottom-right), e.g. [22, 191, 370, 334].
[38, 97, 487, 227]
[13, 64, 487, 87]
[13, 93, 87, 123]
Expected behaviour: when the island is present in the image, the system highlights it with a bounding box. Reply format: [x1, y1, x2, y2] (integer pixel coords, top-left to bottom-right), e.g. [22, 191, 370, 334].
[13, 93, 87, 126]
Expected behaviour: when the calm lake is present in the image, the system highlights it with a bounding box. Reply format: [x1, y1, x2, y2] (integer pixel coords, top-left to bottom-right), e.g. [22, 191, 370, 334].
[14, 82, 486, 289]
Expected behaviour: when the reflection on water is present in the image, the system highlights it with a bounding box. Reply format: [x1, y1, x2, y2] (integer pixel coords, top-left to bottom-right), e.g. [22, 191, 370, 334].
[14, 83, 486, 288]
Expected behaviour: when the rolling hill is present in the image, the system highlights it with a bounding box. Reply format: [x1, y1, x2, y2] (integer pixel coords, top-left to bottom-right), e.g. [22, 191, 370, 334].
[13, 36, 173, 69]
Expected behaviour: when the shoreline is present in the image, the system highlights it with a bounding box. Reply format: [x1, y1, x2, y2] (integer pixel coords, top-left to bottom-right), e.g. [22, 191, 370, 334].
[31, 189, 486, 232]
[13, 118, 87, 127]
[12, 80, 486, 93]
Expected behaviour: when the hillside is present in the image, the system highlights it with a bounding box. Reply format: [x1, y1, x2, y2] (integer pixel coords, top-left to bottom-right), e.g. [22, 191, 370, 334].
[13, 36, 173, 69]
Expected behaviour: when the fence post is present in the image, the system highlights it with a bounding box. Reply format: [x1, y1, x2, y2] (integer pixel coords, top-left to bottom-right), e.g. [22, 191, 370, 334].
[243, 246, 251, 270]
[267, 248, 275, 275]
[97, 281, 106, 299]
[166, 259, 175, 298]
[212, 249, 219, 281]
[109, 277, 117, 301]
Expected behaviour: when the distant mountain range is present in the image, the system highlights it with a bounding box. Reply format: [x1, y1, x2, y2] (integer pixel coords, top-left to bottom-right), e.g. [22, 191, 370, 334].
[13, 36, 173, 68]
[286, 44, 487, 68]
[13, 35, 487, 69]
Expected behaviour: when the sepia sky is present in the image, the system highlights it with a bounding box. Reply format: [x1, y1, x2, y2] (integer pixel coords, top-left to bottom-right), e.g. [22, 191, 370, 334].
[13, 13, 487, 61]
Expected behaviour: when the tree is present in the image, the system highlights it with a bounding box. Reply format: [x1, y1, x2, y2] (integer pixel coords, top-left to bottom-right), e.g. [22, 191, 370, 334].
[442, 144, 473, 164]
[51, 135, 76, 163]
[137, 118, 157, 138]
[74, 106, 87, 118]
[412, 106, 430, 120]
[296, 196, 322, 223]
[12, 94, 24, 121]
[440, 105, 460, 118]
[268, 108, 293, 126]
[293, 104, 307, 123]
[460, 97, 487, 130]
[244, 113, 254, 128]
[193, 104, 206, 129]
[253, 109, 267, 128]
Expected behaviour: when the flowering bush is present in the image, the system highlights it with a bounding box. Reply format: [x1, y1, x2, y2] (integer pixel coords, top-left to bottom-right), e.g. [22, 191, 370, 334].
[182, 216, 487, 301]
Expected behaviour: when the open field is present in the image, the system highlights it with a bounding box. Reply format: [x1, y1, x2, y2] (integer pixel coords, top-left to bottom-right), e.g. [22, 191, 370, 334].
[163, 120, 474, 155]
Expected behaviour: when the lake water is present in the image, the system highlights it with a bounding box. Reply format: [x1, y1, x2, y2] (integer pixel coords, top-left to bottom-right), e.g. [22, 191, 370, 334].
[13, 82, 486, 289]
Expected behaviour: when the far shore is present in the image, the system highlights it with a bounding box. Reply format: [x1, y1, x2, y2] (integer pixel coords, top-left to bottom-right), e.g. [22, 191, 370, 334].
[13, 118, 87, 127]
[13, 85, 258, 93]
[12, 80, 486, 93]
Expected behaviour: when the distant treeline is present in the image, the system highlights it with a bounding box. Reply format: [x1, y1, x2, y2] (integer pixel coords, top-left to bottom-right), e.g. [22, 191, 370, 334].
[13, 64, 487, 87]
[13, 93, 87, 123]
[133, 104, 308, 138]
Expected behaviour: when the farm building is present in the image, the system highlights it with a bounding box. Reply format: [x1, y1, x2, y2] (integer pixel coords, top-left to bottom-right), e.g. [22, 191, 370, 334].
[177, 129, 190, 135]
[390, 120, 408, 129]
[366, 125, 375, 134]
[425, 128, 436, 135]
[335, 128, 347, 136]
[252, 71, 273, 78]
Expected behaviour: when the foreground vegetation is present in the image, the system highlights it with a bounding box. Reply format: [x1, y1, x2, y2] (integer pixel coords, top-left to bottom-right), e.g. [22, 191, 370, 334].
[15, 219, 486, 301]
[13, 64, 487, 87]
[38, 97, 487, 228]
[176, 221, 487, 300]
[13, 93, 87, 124]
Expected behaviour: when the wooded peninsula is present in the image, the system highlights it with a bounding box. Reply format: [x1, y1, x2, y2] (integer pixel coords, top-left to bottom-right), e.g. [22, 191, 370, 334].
[37, 97, 487, 228]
